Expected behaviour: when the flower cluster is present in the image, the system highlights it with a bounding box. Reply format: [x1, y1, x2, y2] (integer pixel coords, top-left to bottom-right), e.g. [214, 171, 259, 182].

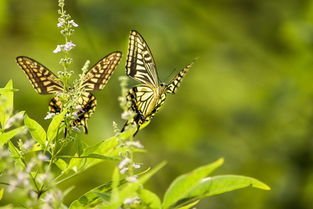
[53, 41, 76, 54]
[0, 140, 64, 208]
[54, 0, 78, 67]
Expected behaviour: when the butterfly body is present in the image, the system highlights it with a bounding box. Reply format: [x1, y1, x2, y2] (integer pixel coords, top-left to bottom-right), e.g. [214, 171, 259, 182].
[17, 52, 122, 133]
[122, 30, 192, 134]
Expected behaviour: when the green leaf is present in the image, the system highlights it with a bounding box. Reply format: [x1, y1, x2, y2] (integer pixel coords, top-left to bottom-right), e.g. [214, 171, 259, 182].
[115, 162, 166, 208]
[0, 205, 13, 209]
[69, 162, 166, 209]
[8, 141, 21, 158]
[0, 126, 26, 146]
[8, 141, 24, 168]
[174, 200, 199, 209]
[0, 188, 4, 200]
[55, 158, 68, 171]
[47, 110, 66, 142]
[67, 155, 86, 173]
[139, 189, 162, 209]
[187, 175, 271, 198]
[24, 114, 46, 147]
[0, 80, 14, 128]
[69, 181, 115, 208]
[163, 158, 223, 209]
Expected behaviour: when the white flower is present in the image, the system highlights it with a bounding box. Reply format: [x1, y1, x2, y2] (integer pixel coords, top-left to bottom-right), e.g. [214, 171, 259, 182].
[38, 153, 49, 161]
[57, 22, 64, 28]
[64, 41, 76, 51]
[0, 149, 10, 158]
[53, 45, 63, 54]
[69, 20, 79, 27]
[57, 19, 65, 28]
[125, 141, 144, 149]
[126, 175, 138, 183]
[4, 111, 24, 129]
[118, 157, 131, 169]
[22, 139, 34, 151]
[8, 179, 18, 192]
[133, 163, 141, 169]
[123, 196, 140, 205]
[17, 172, 29, 187]
[121, 110, 135, 120]
[26, 159, 36, 173]
[44, 112, 55, 120]
[120, 167, 128, 174]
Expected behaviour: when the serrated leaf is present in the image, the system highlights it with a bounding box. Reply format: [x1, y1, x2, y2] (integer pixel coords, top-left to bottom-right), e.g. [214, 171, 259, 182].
[24, 114, 46, 147]
[47, 110, 66, 142]
[163, 158, 223, 209]
[0, 80, 14, 128]
[187, 175, 270, 198]
[0, 126, 26, 146]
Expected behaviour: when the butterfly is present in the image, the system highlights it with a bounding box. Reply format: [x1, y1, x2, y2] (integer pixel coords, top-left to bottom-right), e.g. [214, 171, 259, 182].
[16, 51, 122, 133]
[122, 30, 193, 135]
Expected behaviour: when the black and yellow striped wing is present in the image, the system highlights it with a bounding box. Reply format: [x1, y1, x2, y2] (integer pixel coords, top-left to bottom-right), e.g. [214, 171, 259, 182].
[82, 51, 122, 91]
[126, 30, 159, 87]
[166, 62, 193, 94]
[16, 56, 64, 94]
[49, 92, 97, 134]
[129, 86, 157, 118]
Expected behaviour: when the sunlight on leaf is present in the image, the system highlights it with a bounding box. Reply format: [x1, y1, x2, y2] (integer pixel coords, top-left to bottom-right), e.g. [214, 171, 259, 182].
[69, 181, 115, 208]
[0, 126, 26, 147]
[55, 158, 68, 171]
[24, 114, 46, 147]
[47, 110, 66, 142]
[188, 175, 270, 198]
[0, 188, 3, 200]
[0, 80, 14, 129]
[163, 158, 224, 209]
[139, 189, 162, 209]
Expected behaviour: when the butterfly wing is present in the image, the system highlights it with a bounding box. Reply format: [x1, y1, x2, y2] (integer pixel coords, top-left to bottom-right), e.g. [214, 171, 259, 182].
[73, 92, 97, 134]
[166, 62, 193, 94]
[16, 56, 64, 94]
[128, 86, 166, 121]
[82, 51, 122, 91]
[126, 30, 159, 87]
[49, 92, 97, 134]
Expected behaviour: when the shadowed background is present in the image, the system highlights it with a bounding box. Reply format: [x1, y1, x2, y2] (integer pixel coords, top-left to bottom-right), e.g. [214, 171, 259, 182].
[1, 0, 313, 208]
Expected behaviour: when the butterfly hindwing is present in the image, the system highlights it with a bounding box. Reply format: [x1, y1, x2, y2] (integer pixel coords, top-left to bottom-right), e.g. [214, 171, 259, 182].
[16, 56, 64, 94]
[82, 51, 122, 91]
[166, 62, 193, 94]
[126, 30, 159, 87]
[49, 92, 97, 134]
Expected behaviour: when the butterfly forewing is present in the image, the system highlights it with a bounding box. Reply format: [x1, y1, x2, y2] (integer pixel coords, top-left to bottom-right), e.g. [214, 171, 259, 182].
[16, 56, 64, 94]
[82, 52, 122, 91]
[126, 30, 159, 87]
[166, 62, 193, 94]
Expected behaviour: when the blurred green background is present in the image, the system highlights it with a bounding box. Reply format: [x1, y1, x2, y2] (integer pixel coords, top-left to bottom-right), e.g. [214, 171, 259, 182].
[1, 0, 313, 208]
